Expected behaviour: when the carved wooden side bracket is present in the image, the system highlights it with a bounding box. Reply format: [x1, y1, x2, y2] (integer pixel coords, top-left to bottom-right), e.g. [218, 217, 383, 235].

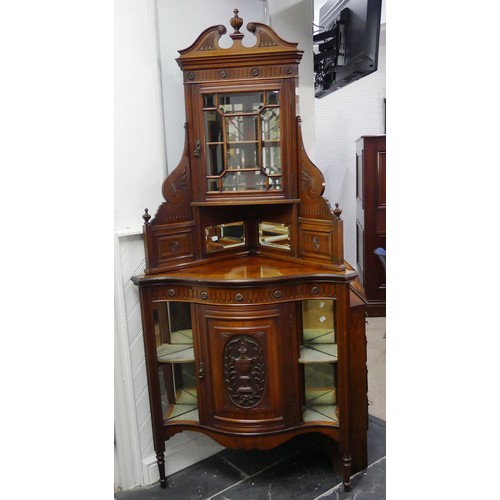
[298, 117, 340, 220]
[141, 124, 193, 225]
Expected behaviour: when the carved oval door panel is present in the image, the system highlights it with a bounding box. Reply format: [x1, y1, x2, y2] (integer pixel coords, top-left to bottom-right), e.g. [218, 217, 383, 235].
[195, 304, 300, 433]
[223, 335, 266, 408]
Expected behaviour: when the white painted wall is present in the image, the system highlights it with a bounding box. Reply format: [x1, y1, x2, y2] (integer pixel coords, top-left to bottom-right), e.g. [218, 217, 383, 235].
[265, 0, 316, 158]
[114, 0, 166, 232]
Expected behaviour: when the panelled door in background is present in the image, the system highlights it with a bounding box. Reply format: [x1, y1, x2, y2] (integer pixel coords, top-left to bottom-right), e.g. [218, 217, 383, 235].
[355, 135, 386, 316]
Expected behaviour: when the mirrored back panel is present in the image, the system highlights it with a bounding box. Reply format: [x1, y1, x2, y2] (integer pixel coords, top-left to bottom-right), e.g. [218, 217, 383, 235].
[205, 221, 246, 253]
[258, 221, 291, 251]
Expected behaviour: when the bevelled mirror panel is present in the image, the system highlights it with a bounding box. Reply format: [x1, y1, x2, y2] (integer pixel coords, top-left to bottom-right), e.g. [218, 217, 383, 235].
[258, 221, 291, 250]
[205, 221, 246, 253]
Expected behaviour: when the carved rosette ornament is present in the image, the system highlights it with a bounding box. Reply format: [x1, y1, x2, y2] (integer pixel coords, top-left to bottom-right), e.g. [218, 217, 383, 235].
[312, 235, 321, 251]
[224, 335, 266, 408]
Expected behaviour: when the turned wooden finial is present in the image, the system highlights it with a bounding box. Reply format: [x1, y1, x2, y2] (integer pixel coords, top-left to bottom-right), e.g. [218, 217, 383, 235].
[142, 208, 151, 225]
[230, 9, 244, 40]
[333, 202, 342, 220]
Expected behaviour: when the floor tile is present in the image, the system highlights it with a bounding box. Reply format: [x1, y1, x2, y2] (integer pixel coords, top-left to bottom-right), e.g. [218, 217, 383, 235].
[115, 454, 244, 500]
[115, 418, 385, 500]
[211, 449, 343, 500]
[367, 415, 386, 464]
[217, 435, 305, 476]
[316, 457, 386, 499]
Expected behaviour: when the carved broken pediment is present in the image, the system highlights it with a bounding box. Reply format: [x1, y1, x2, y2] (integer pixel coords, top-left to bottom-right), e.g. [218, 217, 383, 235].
[177, 9, 300, 67]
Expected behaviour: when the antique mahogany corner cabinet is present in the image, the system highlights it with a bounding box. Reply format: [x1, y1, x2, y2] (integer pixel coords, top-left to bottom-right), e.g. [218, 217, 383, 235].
[132, 10, 368, 492]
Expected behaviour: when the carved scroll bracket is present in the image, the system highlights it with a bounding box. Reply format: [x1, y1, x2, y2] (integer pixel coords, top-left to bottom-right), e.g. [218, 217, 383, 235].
[142, 124, 193, 225]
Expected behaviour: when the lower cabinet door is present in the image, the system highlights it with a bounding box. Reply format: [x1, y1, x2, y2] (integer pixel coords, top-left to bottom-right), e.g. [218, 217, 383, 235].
[195, 303, 300, 433]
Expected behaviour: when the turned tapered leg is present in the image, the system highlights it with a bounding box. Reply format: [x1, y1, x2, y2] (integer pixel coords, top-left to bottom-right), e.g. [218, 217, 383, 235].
[157, 451, 167, 488]
[342, 453, 352, 492]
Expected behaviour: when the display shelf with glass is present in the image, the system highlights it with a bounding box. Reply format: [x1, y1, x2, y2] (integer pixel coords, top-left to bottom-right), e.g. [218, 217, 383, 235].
[154, 302, 199, 423]
[299, 299, 338, 425]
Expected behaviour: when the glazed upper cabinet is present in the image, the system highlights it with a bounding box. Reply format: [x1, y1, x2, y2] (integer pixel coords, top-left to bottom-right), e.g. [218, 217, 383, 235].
[177, 14, 301, 203]
[196, 88, 287, 196]
[132, 10, 368, 494]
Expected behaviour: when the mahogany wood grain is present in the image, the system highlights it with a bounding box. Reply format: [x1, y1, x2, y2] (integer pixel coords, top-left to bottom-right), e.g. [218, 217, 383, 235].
[132, 11, 368, 492]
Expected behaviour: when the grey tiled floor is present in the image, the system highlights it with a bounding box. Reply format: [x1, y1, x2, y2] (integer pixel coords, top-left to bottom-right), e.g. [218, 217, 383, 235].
[114, 415, 385, 500]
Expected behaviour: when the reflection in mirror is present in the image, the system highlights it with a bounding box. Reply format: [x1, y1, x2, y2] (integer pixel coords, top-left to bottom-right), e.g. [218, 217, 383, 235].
[258, 221, 291, 250]
[302, 299, 336, 344]
[205, 221, 246, 253]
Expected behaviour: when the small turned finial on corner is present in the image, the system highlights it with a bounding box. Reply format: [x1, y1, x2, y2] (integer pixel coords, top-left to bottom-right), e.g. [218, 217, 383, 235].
[230, 9, 244, 39]
[142, 208, 151, 225]
[333, 202, 342, 220]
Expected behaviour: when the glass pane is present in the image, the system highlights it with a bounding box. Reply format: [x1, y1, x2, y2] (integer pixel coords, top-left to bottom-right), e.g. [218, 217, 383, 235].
[159, 363, 199, 422]
[301, 299, 338, 425]
[219, 92, 263, 113]
[153, 302, 198, 423]
[222, 171, 267, 191]
[261, 108, 280, 141]
[206, 143, 223, 176]
[266, 90, 279, 105]
[303, 363, 338, 425]
[268, 176, 282, 190]
[205, 221, 246, 253]
[226, 116, 258, 142]
[227, 143, 258, 169]
[259, 221, 291, 250]
[262, 143, 281, 174]
[302, 300, 336, 344]
[207, 178, 220, 192]
[204, 111, 222, 143]
[203, 94, 215, 108]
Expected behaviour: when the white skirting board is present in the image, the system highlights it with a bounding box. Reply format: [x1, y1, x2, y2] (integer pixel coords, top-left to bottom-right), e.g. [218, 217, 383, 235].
[142, 433, 225, 484]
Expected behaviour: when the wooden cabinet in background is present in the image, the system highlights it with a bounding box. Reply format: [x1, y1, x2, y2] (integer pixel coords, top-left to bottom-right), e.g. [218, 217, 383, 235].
[356, 135, 386, 317]
[132, 10, 368, 493]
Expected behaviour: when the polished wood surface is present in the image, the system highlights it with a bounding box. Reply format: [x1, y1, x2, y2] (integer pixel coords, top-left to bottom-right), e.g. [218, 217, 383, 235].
[132, 11, 368, 493]
[133, 255, 357, 286]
